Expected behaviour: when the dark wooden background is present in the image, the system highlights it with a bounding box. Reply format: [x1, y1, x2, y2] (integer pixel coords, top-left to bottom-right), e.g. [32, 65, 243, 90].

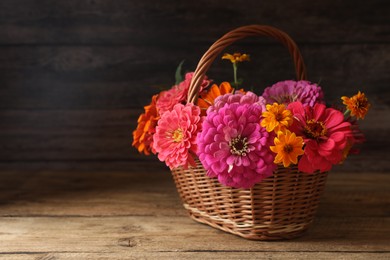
[0, 0, 389, 172]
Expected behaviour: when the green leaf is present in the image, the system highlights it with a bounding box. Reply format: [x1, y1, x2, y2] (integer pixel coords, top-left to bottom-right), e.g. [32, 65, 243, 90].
[175, 60, 185, 85]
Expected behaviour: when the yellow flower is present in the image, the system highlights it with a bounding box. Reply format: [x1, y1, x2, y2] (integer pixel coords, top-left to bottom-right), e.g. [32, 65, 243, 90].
[261, 103, 293, 133]
[270, 130, 305, 168]
[222, 53, 250, 64]
[341, 91, 370, 119]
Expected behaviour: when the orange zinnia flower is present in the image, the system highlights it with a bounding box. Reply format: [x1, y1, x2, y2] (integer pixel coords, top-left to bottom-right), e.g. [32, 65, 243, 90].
[270, 130, 305, 168]
[261, 103, 293, 133]
[341, 91, 370, 119]
[197, 82, 239, 115]
[222, 53, 250, 64]
[132, 94, 160, 155]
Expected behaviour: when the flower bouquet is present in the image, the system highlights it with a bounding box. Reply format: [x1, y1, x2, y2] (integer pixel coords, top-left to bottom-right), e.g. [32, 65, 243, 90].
[132, 25, 370, 240]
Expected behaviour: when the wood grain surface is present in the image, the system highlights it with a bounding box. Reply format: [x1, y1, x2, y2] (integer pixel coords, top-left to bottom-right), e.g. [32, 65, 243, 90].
[0, 0, 389, 171]
[0, 2, 389, 257]
[0, 168, 389, 259]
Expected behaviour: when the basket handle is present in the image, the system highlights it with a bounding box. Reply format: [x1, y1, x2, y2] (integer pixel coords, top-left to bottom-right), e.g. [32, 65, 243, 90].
[187, 25, 307, 104]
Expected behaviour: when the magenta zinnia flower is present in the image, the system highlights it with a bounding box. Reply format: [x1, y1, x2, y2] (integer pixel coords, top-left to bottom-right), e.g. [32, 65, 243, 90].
[197, 102, 276, 188]
[209, 91, 266, 113]
[156, 72, 210, 115]
[262, 80, 324, 107]
[153, 103, 203, 169]
[288, 101, 352, 173]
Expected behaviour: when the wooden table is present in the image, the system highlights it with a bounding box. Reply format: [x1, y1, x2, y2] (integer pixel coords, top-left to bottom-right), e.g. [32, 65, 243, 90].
[0, 164, 389, 259]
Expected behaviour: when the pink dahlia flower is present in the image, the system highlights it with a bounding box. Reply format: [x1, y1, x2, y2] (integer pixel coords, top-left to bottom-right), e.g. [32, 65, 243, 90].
[208, 91, 266, 114]
[288, 101, 352, 173]
[153, 103, 203, 169]
[156, 72, 210, 115]
[197, 103, 276, 188]
[262, 80, 324, 107]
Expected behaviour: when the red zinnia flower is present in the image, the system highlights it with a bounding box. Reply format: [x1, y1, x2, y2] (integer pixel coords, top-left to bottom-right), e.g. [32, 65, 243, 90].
[288, 102, 352, 173]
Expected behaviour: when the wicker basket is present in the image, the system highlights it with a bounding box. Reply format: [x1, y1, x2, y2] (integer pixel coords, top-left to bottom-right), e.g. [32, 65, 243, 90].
[172, 25, 328, 240]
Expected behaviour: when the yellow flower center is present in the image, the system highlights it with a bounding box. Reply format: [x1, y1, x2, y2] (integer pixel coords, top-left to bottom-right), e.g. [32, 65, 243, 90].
[172, 129, 184, 142]
[304, 119, 327, 139]
[229, 135, 249, 156]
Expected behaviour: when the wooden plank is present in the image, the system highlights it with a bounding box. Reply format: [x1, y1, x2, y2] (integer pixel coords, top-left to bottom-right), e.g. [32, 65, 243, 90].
[0, 252, 389, 260]
[0, 0, 388, 258]
[0, 107, 388, 140]
[0, 155, 387, 172]
[0, 0, 388, 45]
[0, 216, 388, 254]
[0, 170, 388, 217]
[0, 170, 388, 257]
[0, 167, 180, 217]
[0, 45, 185, 109]
[0, 44, 388, 109]
[0, 108, 386, 134]
[4, 133, 385, 162]
[0, 107, 388, 171]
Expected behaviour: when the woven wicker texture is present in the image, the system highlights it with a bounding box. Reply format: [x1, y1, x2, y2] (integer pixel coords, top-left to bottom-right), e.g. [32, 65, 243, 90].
[172, 25, 328, 240]
[172, 160, 327, 240]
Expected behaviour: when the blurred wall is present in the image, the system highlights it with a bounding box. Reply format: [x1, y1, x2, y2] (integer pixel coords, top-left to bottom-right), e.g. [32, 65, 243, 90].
[0, 0, 389, 171]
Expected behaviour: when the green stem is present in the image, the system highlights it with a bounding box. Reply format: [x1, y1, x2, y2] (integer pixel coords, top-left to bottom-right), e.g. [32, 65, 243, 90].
[344, 109, 350, 116]
[233, 63, 238, 87]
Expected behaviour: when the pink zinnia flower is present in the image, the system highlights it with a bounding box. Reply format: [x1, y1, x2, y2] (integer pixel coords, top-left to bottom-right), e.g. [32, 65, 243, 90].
[156, 86, 183, 116]
[288, 101, 352, 173]
[262, 80, 324, 107]
[177, 72, 211, 101]
[197, 102, 276, 188]
[156, 72, 210, 115]
[153, 103, 203, 169]
[209, 91, 266, 113]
